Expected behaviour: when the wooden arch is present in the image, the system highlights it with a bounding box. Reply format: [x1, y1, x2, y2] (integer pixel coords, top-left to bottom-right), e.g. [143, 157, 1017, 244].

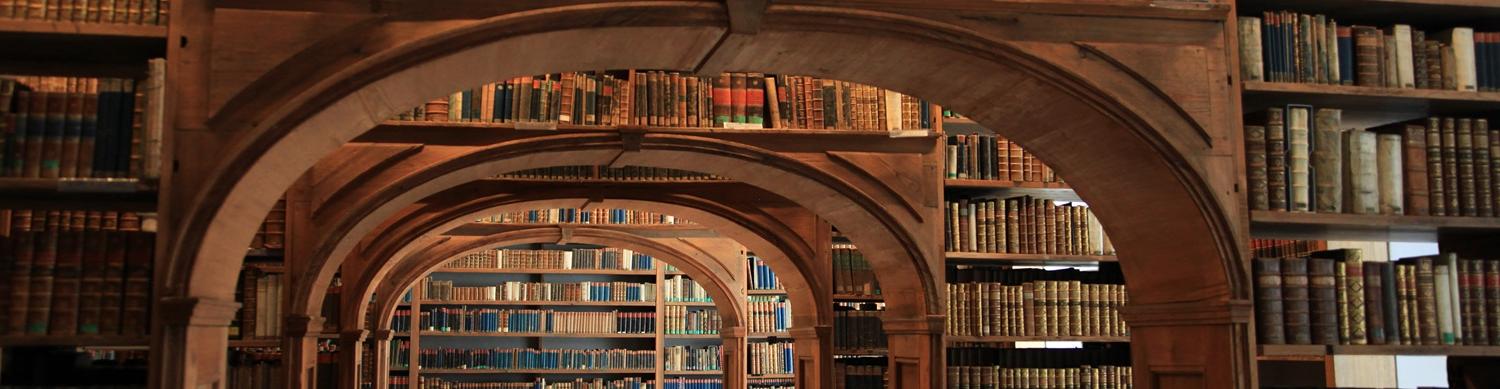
[162, 2, 1251, 388]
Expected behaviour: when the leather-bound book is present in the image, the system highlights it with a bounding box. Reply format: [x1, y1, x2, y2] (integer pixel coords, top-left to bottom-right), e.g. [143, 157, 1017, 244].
[47, 211, 82, 335]
[1282, 257, 1311, 344]
[1414, 30, 1430, 89]
[1438, 28, 1477, 91]
[1310, 257, 1340, 345]
[23, 90, 45, 178]
[1343, 130, 1379, 214]
[97, 213, 126, 335]
[712, 73, 731, 127]
[1255, 257, 1286, 344]
[78, 79, 97, 177]
[1493, 127, 1500, 216]
[1375, 123, 1429, 215]
[1288, 106, 1314, 212]
[1354, 26, 1383, 87]
[60, 79, 82, 178]
[1407, 257, 1440, 345]
[1442, 118, 1460, 215]
[1382, 262, 1401, 344]
[7, 210, 33, 335]
[41, 88, 64, 178]
[1397, 264, 1415, 344]
[1377, 133, 1405, 215]
[1475, 119, 1493, 217]
[1313, 109, 1343, 213]
[1486, 260, 1500, 345]
[120, 213, 152, 336]
[1458, 118, 1478, 216]
[1314, 249, 1363, 344]
[1364, 262, 1387, 344]
[27, 210, 58, 334]
[1426, 118, 1447, 215]
[1337, 260, 1350, 342]
[1266, 109, 1289, 211]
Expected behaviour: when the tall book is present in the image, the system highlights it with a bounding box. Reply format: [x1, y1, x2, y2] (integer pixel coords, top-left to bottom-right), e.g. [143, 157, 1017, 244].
[1343, 130, 1379, 214]
[1476, 119, 1493, 217]
[1373, 123, 1428, 216]
[77, 211, 107, 334]
[1382, 262, 1401, 345]
[1312, 108, 1343, 213]
[7, 210, 33, 335]
[1309, 257, 1339, 345]
[1354, 27, 1382, 87]
[1438, 28, 1477, 91]
[1415, 257, 1439, 344]
[1255, 258, 1285, 344]
[1442, 118, 1460, 215]
[48, 211, 82, 335]
[1267, 109, 1289, 211]
[1247, 125, 1269, 210]
[1240, 17, 1265, 82]
[1287, 106, 1313, 212]
[27, 210, 58, 334]
[1458, 119, 1478, 216]
[1427, 118, 1447, 215]
[1315, 249, 1364, 344]
[1394, 25, 1416, 88]
[1376, 133, 1404, 215]
[1364, 262, 1387, 344]
[1436, 260, 1456, 344]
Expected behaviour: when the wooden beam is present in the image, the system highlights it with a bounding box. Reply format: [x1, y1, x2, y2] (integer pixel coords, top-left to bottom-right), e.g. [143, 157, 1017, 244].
[725, 0, 769, 34]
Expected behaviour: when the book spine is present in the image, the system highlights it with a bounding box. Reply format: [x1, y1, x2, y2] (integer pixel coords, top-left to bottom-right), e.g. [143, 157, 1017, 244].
[1247, 125, 1270, 211]
[1377, 133, 1405, 215]
[1282, 257, 1312, 344]
[1267, 108, 1289, 211]
[1287, 106, 1313, 212]
[1255, 257, 1285, 344]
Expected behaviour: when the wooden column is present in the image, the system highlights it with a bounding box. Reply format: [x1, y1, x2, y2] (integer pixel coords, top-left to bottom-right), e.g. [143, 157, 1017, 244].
[789, 325, 832, 389]
[369, 330, 395, 389]
[152, 297, 240, 389]
[881, 315, 946, 389]
[721, 326, 748, 389]
[338, 329, 369, 389]
[1124, 300, 1255, 389]
[283, 315, 326, 389]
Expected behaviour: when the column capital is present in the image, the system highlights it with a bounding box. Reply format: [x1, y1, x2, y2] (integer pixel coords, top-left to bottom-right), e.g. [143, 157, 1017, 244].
[788, 325, 832, 339]
[340, 329, 370, 343]
[1122, 299, 1252, 327]
[370, 329, 395, 341]
[880, 314, 945, 335]
[158, 296, 241, 326]
[720, 325, 748, 338]
[283, 315, 328, 337]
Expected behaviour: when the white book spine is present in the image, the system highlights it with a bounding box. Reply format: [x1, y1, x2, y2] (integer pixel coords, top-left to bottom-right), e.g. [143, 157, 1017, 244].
[1289, 107, 1313, 212]
[1436, 264, 1455, 344]
[1395, 25, 1416, 89]
[1377, 133, 1405, 215]
[1239, 17, 1265, 82]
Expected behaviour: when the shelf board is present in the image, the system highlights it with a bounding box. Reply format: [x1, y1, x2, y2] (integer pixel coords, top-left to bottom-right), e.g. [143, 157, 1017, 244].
[943, 179, 1081, 202]
[749, 374, 796, 380]
[747, 289, 787, 295]
[832, 294, 884, 302]
[1241, 81, 1500, 123]
[1331, 344, 1500, 356]
[430, 268, 658, 276]
[1249, 210, 1500, 242]
[0, 21, 166, 76]
[0, 335, 148, 347]
[1237, 0, 1500, 29]
[1257, 344, 1330, 357]
[361, 121, 937, 147]
[665, 334, 721, 339]
[665, 370, 723, 376]
[0, 178, 157, 211]
[420, 368, 656, 375]
[416, 300, 656, 307]
[945, 252, 1117, 266]
[947, 335, 1130, 343]
[749, 332, 790, 339]
[834, 348, 888, 355]
[446, 222, 720, 239]
[415, 331, 656, 338]
[666, 301, 716, 307]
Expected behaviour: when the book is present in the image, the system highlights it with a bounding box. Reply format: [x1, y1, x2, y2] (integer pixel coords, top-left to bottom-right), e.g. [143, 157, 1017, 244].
[1439, 28, 1478, 91]
[1364, 262, 1387, 344]
[1287, 106, 1313, 212]
[1342, 129, 1378, 214]
[1376, 132, 1405, 215]
[1247, 125, 1270, 210]
[1282, 257, 1312, 344]
[1240, 17, 1265, 82]
[1254, 257, 1285, 344]
[1267, 108, 1289, 211]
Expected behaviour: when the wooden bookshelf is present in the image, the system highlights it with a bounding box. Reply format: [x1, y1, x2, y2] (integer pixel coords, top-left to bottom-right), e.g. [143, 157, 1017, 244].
[665, 370, 724, 375]
[946, 335, 1131, 343]
[416, 332, 656, 338]
[227, 338, 281, 348]
[1257, 344, 1332, 357]
[415, 300, 657, 307]
[1249, 210, 1500, 242]
[945, 252, 1118, 266]
[747, 289, 787, 295]
[665, 301, 716, 307]
[429, 268, 658, 276]
[1257, 344, 1500, 357]
[0, 20, 167, 76]
[749, 333, 790, 339]
[943, 179, 1081, 202]
[832, 294, 884, 302]
[445, 222, 721, 239]
[419, 368, 657, 375]
[0, 178, 157, 211]
[1237, 0, 1500, 27]
[361, 120, 938, 146]
[665, 334, 721, 339]
[750, 373, 796, 379]
[1241, 81, 1500, 120]
[0, 335, 149, 347]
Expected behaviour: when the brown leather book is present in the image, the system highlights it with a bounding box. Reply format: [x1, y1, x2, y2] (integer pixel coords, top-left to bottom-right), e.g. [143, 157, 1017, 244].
[1442, 118, 1461, 214]
[7, 210, 33, 335]
[1309, 257, 1340, 345]
[1398, 264, 1415, 345]
[1491, 128, 1500, 216]
[1255, 257, 1286, 344]
[1389, 124, 1430, 215]
[41, 88, 65, 179]
[79, 79, 98, 178]
[1425, 118, 1447, 215]
[1486, 260, 1500, 345]
[1283, 257, 1313, 344]
[1248, 125, 1270, 210]
[1458, 118, 1478, 216]
[1354, 26, 1383, 87]
[74, 212, 106, 335]
[1475, 119, 1493, 217]
[60, 79, 83, 178]
[27, 210, 58, 334]
[1410, 257, 1440, 345]
[1265, 108, 1290, 211]
[47, 211, 83, 335]
[1313, 109, 1344, 213]
[97, 212, 126, 335]
[1364, 262, 1387, 345]
[24, 89, 46, 178]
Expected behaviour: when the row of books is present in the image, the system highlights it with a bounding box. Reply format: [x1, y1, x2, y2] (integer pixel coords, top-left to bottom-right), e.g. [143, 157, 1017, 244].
[248, 199, 285, 251]
[477, 208, 688, 226]
[945, 366, 1134, 389]
[1255, 251, 1500, 346]
[445, 247, 657, 272]
[834, 303, 886, 351]
[748, 341, 793, 376]
[665, 275, 711, 303]
[1, 71, 164, 180]
[832, 243, 879, 296]
[946, 346, 1131, 369]
[663, 345, 721, 372]
[231, 267, 284, 339]
[0, 209, 153, 336]
[393, 338, 412, 369]
[948, 266, 1127, 287]
[746, 254, 783, 291]
[395, 71, 934, 131]
[413, 308, 657, 335]
[226, 348, 284, 389]
[747, 378, 793, 389]
[946, 280, 1129, 338]
[664, 305, 718, 335]
[1247, 109, 1500, 217]
[417, 347, 656, 370]
[945, 196, 1113, 255]
[833, 361, 884, 389]
[945, 134, 1059, 184]
[1251, 239, 1328, 260]
[411, 377, 656, 389]
[663, 378, 726, 389]
[748, 296, 791, 334]
[418, 279, 658, 303]
[0, 0, 168, 25]
[500, 165, 721, 182]
[1239, 13, 1494, 92]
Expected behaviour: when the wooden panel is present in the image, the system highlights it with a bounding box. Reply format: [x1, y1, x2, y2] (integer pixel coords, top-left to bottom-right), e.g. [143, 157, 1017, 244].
[1238, 0, 1500, 29]
[1250, 210, 1500, 242]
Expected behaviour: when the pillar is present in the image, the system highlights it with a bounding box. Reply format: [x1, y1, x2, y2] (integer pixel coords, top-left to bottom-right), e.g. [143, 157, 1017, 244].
[721, 325, 748, 389]
[369, 329, 395, 389]
[881, 314, 946, 389]
[150, 296, 240, 389]
[283, 315, 327, 389]
[1123, 300, 1254, 389]
[789, 325, 832, 389]
[338, 329, 369, 389]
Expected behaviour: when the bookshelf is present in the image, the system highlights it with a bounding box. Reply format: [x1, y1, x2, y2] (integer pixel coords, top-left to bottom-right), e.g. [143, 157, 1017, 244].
[1237, 0, 1500, 387]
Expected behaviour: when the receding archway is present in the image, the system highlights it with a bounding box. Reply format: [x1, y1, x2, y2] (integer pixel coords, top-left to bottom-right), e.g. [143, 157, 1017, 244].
[162, 3, 1250, 388]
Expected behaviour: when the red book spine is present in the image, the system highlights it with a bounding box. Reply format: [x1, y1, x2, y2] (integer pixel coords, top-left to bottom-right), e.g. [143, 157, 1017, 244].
[731, 73, 747, 124]
[712, 74, 731, 127]
[746, 73, 765, 127]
